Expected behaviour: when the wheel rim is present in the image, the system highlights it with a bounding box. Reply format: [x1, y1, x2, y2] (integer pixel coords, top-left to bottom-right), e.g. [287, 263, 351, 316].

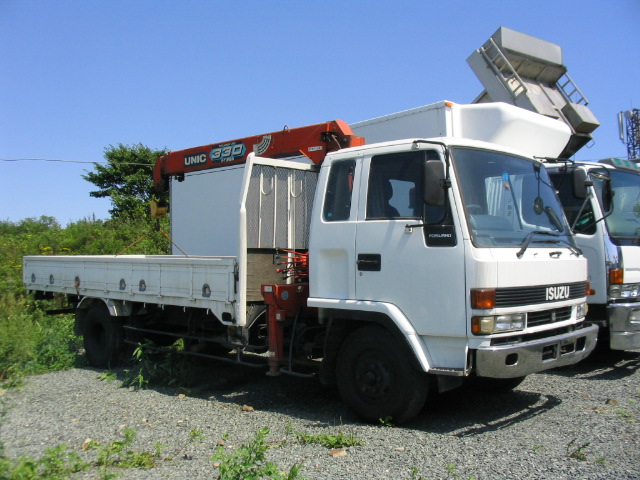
[353, 352, 392, 401]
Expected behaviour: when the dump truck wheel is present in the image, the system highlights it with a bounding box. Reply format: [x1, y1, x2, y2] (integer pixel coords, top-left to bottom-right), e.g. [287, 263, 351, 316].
[83, 305, 123, 368]
[336, 326, 428, 424]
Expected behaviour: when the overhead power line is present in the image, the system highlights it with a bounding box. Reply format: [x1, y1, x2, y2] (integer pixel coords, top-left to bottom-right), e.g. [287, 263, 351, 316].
[0, 157, 245, 173]
[0, 157, 151, 166]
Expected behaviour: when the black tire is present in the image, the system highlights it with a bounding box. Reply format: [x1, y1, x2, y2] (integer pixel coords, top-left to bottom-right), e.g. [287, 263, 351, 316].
[336, 326, 428, 424]
[83, 305, 124, 368]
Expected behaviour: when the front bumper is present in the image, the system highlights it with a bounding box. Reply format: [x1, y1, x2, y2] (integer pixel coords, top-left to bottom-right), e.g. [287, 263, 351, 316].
[475, 324, 599, 378]
[608, 303, 640, 350]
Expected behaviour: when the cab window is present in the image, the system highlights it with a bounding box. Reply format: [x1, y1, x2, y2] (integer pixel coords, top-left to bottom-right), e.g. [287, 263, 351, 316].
[548, 171, 596, 235]
[323, 160, 355, 221]
[367, 152, 423, 220]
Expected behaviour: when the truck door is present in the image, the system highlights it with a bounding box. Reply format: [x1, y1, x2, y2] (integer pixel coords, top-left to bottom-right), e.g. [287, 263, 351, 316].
[310, 158, 359, 300]
[354, 150, 467, 365]
[548, 169, 607, 305]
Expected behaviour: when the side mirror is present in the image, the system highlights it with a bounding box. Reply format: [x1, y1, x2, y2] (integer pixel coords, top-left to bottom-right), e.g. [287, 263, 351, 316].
[572, 168, 590, 199]
[423, 160, 445, 206]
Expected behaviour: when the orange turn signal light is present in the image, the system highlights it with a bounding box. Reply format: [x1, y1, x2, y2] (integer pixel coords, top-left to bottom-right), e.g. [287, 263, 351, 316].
[471, 317, 480, 334]
[609, 268, 623, 285]
[471, 289, 496, 309]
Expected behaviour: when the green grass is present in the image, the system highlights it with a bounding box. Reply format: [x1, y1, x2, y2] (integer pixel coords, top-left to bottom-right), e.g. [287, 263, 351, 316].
[0, 443, 89, 480]
[0, 216, 170, 386]
[212, 427, 303, 480]
[121, 340, 198, 391]
[0, 300, 82, 385]
[289, 426, 364, 449]
[0, 426, 164, 480]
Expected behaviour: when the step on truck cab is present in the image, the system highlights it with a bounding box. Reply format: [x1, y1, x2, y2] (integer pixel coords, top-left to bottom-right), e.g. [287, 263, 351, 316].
[24, 102, 598, 424]
[546, 158, 640, 350]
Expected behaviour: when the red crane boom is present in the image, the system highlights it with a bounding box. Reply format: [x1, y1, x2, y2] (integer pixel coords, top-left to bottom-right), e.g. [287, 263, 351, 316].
[153, 120, 364, 192]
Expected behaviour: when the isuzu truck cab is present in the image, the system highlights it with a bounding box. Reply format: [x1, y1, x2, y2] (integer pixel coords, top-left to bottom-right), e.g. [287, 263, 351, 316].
[546, 158, 640, 350]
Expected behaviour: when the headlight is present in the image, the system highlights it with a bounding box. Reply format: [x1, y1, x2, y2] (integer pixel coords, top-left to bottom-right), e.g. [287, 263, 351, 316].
[576, 302, 588, 319]
[472, 313, 525, 334]
[610, 283, 640, 299]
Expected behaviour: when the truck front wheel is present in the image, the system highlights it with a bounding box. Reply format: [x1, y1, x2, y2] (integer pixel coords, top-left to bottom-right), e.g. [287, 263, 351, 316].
[83, 305, 124, 368]
[336, 326, 428, 424]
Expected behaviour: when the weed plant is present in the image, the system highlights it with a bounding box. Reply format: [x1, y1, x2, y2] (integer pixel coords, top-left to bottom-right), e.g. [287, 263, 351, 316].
[0, 216, 170, 385]
[87, 427, 165, 474]
[122, 340, 198, 390]
[0, 425, 164, 480]
[0, 443, 89, 479]
[565, 438, 590, 461]
[212, 427, 303, 480]
[287, 424, 364, 449]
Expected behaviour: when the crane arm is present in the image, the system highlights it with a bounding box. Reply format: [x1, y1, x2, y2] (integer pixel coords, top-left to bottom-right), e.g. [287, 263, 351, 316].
[153, 120, 364, 192]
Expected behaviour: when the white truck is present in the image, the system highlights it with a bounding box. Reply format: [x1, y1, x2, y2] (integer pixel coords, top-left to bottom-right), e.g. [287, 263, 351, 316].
[544, 158, 640, 350]
[24, 101, 598, 424]
[465, 26, 639, 351]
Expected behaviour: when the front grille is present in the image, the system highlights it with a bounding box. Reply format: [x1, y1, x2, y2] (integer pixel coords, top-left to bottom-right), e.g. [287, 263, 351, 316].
[495, 282, 587, 307]
[490, 324, 580, 346]
[527, 306, 572, 328]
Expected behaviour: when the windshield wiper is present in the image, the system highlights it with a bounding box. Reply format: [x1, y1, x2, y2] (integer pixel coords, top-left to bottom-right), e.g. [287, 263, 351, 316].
[517, 231, 558, 258]
[517, 231, 582, 258]
[565, 241, 583, 256]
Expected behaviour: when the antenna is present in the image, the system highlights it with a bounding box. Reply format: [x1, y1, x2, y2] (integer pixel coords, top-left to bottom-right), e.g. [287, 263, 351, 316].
[620, 109, 640, 159]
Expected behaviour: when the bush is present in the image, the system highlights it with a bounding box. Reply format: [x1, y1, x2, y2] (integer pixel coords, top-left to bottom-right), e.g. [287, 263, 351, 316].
[0, 306, 38, 383]
[0, 216, 170, 384]
[0, 300, 82, 383]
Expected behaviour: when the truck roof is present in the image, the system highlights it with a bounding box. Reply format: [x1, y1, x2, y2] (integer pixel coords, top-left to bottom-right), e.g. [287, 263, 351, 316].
[351, 101, 572, 159]
[320, 135, 549, 164]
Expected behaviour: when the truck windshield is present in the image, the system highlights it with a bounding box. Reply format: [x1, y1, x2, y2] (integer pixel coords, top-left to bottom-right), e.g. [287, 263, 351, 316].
[600, 169, 640, 245]
[452, 148, 573, 249]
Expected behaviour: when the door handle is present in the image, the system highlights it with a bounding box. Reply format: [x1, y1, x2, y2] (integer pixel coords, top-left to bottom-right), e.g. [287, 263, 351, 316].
[357, 253, 381, 271]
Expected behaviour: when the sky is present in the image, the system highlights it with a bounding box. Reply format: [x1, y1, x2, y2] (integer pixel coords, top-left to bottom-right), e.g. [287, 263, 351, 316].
[1, 0, 639, 225]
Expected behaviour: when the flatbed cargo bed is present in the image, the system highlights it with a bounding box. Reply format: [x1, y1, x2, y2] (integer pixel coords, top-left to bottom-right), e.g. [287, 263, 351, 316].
[23, 254, 238, 315]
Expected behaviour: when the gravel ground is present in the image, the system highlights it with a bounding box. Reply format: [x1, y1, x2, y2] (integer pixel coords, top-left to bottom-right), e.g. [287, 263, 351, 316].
[1, 347, 639, 480]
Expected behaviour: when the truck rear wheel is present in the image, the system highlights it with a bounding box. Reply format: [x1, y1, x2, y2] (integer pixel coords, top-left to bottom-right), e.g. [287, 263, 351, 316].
[83, 305, 124, 368]
[336, 326, 428, 424]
